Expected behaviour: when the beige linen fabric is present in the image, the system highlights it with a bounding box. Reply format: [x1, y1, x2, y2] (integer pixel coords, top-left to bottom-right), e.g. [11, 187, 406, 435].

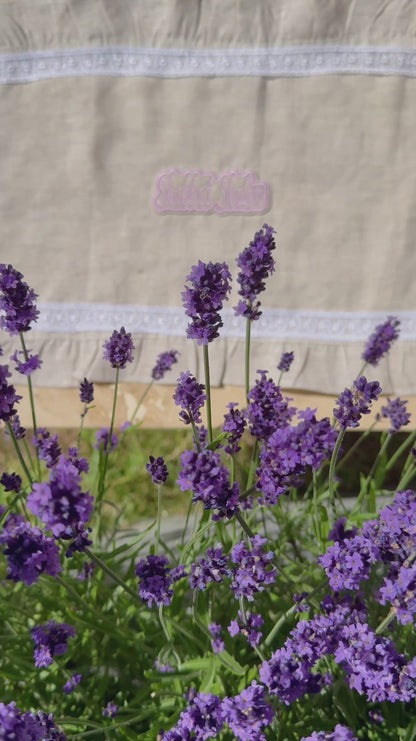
[0, 0, 415, 397]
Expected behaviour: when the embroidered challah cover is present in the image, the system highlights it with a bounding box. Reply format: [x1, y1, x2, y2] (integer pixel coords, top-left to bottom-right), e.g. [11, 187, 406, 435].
[0, 0, 415, 394]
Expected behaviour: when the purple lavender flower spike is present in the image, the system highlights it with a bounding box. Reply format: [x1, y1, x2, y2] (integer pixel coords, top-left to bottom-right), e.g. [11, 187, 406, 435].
[27, 456, 94, 542]
[146, 455, 168, 484]
[7, 413, 25, 439]
[222, 402, 246, 455]
[208, 622, 225, 654]
[230, 535, 276, 601]
[381, 397, 411, 433]
[257, 409, 337, 505]
[103, 701, 119, 718]
[333, 376, 382, 429]
[173, 371, 207, 425]
[63, 673, 82, 694]
[0, 702, 67, 741]
[66, 447, 89, 474]
[94, 427, 119, 454]
[32, 428, 62, 468]
[152, 349, 179, 380]
[234, 224, 276, 321]
[0, 516, 62, 585]
[0, 264, 39, 335]
[301, 725, 358, 741]
[221, 681, 274, 741]
[31, 620, 76, 668]
[79, 377, 94, 404]
[189, 546, 231, 590]
[0, 363, 22, 423]
[379, 562, 416, 625]
[103, 326, 135, 369]
[228, 609, 264, 647]
[135, 554, 186, 607]
[277, 350, 294, 373]
[182, 260, 232, 344]
[0, 471, 22, 493]
[161, 690, 224, 740]
[177, 448, 240, 520]
[362, 315, 400, 366]
[246, 370, 296, 440]
[11, 348, 42, 376]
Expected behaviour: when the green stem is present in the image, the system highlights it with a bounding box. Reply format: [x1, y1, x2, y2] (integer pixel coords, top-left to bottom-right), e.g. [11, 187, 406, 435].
[129, 379, 154, 424]
[328, 429, 345, 509]
[235, 510, 256, 539]
[397, 465, 416, 491]
[264, 582, 323, 647]
[158, 604, 172, 644]
[66, 712, 155, 739]
[385, 429, 416, 473]
[77, 410, 87, 451]
[0, 491, 24, 527]
[203, 344, 213, 444]
[375, 608, 397, 635]
[179, 519, 216, 565]
[192, 589, 212, 640]
[239, 597, 266, 662]
[335, 424, 375, 472]
[245, 318, 252, 400]
[19, 333, 38, 434]
[246, 439, 259, 493]
[97, 366, 120, 505]
[5, 421, 33, 486]
[361, 432, 391, 500]
[191, 417, 201, 452]
[230, 455, 236, 486]
[155, 484, 162, 555]
[84, 546, 143, 604]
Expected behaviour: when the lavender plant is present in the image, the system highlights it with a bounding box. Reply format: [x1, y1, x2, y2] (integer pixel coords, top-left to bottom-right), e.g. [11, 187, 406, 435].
[0, 243, 415, 741]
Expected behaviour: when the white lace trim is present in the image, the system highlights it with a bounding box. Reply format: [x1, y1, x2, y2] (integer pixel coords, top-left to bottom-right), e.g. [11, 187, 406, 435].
[2, 45, 416, 83]
[35, 303, 416, 342]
